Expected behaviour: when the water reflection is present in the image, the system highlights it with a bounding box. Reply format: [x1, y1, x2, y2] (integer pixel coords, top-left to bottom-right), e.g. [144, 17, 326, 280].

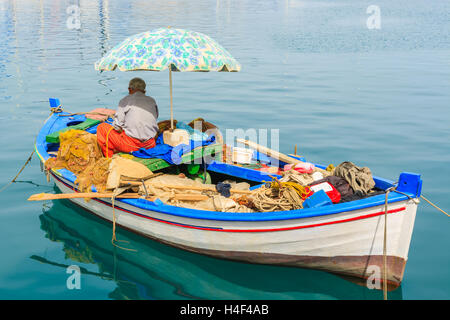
[98, 0, 110, 56]
[37, 196, 402, 300]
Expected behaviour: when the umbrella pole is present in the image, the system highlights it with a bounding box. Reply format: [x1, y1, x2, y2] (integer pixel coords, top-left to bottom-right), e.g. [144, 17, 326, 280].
[169, 67, 174, 131]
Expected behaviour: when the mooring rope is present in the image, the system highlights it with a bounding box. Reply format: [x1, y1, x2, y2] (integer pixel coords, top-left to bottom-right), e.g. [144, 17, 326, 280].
[111, 195, 137, 252]
[49, 105, 63, 114]
[382, 187, 395, 300]
[58, 111, 114, 118]
[381, 186, 449, 300]
[43, 104, 64, 123]
[105, 125, 115, 159]
[420, 195, 450, 217]
[49, 103, 112, 119]
[0, 104, 63, 194]
[0, 150, 35, 194]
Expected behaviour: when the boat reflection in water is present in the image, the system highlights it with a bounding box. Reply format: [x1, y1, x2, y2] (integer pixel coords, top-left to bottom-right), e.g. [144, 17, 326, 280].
[36, 196, 403, 300]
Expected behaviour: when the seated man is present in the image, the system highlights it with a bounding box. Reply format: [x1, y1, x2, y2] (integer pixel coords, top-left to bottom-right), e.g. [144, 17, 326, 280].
[97, 77, 159, 158]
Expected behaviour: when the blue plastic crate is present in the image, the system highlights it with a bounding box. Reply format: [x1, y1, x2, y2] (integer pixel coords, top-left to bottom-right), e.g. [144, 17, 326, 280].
[303, 190, 333, 208]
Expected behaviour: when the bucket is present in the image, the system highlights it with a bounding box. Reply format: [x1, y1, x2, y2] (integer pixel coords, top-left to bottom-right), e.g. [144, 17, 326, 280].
[232, 147, 253, 164]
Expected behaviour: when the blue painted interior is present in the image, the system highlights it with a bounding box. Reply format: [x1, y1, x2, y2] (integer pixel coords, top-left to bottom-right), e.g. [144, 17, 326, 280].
[207, 160, 282, 183]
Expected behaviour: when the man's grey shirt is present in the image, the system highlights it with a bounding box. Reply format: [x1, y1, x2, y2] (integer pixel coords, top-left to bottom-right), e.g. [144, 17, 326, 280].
[112, 91, 159, 141]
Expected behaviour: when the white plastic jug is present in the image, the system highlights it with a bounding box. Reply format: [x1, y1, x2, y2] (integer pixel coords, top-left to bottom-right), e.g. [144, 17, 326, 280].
[163, 129, 190, 147]
[232, 147, 253, 164]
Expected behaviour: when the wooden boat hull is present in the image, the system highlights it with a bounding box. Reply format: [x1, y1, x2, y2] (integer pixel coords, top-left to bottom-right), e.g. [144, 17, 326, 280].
[50, 170, 417, 289]
[39, 198, 402, 299]
[35, 112, 421, 290]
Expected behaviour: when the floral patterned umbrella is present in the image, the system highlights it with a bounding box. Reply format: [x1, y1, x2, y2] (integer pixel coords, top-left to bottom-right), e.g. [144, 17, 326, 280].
[95, 27, 241, 129]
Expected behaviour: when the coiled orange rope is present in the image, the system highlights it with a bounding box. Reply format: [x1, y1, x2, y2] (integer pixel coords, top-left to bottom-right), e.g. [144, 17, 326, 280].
[105, 126, 114, 159]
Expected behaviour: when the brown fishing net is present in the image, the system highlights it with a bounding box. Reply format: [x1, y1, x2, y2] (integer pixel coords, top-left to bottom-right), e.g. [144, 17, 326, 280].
[75, 157, 111, 193]
[334, 161, 375, 195]
[45, 130, 102, 173]
[44, 129, 110, 193]
[106, 155, 153, 190]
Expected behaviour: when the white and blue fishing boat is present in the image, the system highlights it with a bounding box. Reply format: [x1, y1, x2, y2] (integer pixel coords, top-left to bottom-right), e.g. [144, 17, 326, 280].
[34, 100, 423, 290]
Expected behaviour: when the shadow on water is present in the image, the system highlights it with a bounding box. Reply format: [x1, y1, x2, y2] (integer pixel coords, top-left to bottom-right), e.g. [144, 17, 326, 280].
[36, 197, 403, 300]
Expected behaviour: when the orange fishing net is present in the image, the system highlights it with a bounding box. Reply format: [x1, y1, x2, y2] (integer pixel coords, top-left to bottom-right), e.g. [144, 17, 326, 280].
[45, 129, 110, 193]
[75, 157, 111, 193]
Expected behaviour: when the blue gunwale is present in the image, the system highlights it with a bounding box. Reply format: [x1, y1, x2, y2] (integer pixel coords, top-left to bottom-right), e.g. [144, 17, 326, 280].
[35, 113, 416, 222]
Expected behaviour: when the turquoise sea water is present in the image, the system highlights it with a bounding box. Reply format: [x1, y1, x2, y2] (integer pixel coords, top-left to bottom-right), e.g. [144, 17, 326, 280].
[0, 0, 449, 300]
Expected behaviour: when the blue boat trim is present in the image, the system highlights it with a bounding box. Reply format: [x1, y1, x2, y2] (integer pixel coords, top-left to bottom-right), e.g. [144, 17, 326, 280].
[36, 111, 422, 223]
[51, 171, 407, 232]
[49, 162, 416, 223]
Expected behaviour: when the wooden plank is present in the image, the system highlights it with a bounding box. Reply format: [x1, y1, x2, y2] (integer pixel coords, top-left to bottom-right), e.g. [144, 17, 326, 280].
[28, 192, 155, 201]
[120, 172, 163, 182]
[118, 181, 141, 187]
[236, 139, 302, 165]
[170, 194, 210, 201]
[153, 183, 253, 195]
[28, 192, 211, 203]
[117, 181, 254, 194]
[118, 172, 165, 186]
